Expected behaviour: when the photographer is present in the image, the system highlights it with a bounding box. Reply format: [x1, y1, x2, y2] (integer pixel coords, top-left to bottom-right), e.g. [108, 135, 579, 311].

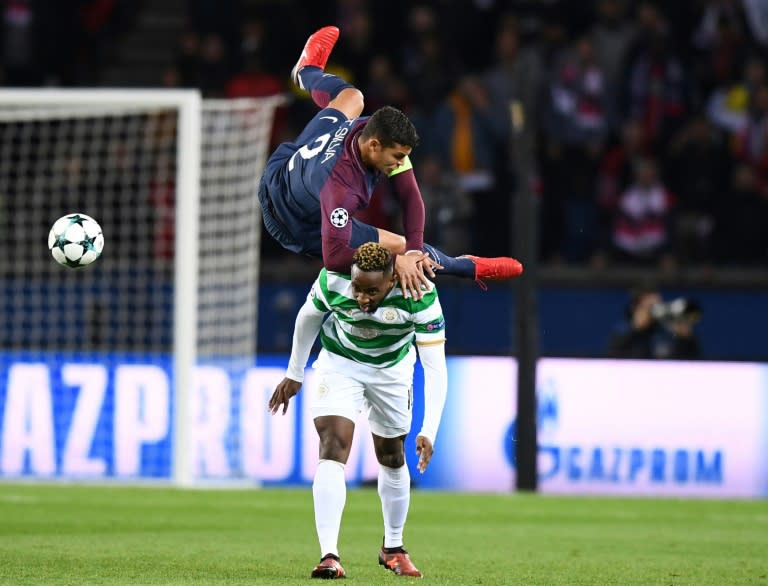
[607, 284, 702, 360]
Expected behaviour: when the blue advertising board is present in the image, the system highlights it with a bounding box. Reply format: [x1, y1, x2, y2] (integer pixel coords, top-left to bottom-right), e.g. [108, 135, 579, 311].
[1, 353, 767, 497]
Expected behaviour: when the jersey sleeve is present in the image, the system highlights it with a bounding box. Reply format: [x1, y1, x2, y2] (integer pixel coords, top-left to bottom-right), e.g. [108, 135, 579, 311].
[412, 286, 446, 345]
[319, 172, 359, 272]
[285, 272, 330, 381]
[310, 268, 333, 312]
[389, 157, 425, 252]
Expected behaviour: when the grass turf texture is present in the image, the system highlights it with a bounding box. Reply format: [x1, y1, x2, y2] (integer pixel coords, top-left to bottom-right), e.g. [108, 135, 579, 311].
[0, 484, 766, 585]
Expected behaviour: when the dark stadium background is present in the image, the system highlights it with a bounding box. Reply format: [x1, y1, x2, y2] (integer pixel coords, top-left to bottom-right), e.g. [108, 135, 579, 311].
[2, 0, 767, 360]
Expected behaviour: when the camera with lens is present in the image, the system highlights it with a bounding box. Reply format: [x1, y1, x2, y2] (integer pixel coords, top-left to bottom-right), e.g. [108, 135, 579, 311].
[650, 297, 702, 324]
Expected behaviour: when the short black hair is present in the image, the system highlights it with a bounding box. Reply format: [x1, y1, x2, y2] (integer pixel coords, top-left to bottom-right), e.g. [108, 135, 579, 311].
[360, 105, 419, 148]
[352, 242, 394, 274]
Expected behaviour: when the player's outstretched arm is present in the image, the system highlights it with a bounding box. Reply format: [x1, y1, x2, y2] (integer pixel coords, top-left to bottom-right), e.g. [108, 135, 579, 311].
[415, 340, 448, 472]
[269, 280, 328, 414]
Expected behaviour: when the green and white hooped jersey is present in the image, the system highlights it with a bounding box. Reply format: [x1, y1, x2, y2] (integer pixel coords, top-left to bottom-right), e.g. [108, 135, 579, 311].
[310, 268, 446, 368]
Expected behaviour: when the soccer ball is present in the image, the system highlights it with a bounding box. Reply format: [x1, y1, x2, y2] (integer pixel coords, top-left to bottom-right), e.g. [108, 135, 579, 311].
[48, 213, 104, 268]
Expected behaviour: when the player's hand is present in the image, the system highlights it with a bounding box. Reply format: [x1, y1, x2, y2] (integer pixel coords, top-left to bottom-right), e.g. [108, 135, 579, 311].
[268, 378, 302, 415]
[415, 435, 434, 473]
[404, 249, 441, 280]
[395, 252, 440, 301]
[419, 253, 441, 279]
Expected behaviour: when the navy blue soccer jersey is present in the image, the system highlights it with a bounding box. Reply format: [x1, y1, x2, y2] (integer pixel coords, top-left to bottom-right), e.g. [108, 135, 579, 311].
[258, 107, 425, 271]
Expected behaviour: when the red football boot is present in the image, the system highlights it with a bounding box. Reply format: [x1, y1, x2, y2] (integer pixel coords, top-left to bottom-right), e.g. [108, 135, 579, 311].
[291, 26, 341, 88]
[460, 254, 524, 289]
[311, 554, 346, 579]
[378, 547, 423, 578]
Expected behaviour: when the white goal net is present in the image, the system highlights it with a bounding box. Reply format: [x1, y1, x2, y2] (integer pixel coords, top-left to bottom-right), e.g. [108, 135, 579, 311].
[0, 90, 284, 484]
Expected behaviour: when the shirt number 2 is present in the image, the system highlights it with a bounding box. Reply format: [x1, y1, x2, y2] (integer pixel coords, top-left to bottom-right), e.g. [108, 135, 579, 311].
[288, 134, 331, 171]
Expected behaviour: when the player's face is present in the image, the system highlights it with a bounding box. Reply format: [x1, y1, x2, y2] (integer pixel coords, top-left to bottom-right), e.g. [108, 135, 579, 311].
[365, 139, 412, 174]
[350, 268, 396, 313]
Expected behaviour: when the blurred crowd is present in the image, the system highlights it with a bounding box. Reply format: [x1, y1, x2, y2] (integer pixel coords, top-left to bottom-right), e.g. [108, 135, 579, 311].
[0, 0, 132, 86]
[3, 0, 768, 270]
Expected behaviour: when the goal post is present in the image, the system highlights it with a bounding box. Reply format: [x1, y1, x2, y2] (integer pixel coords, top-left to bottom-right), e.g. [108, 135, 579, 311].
[0, 89, 284, 486]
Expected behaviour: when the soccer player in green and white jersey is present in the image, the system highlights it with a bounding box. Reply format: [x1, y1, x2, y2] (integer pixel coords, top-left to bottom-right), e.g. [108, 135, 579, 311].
[268, 242, 448, 580]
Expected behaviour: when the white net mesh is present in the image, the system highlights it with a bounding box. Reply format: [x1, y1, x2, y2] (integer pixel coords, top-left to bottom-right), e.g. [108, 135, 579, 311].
[197, 99, 275, 360]
[0, 93, 283, 483]
[0, 107, 176, 352]
[0, 96, 281, 357]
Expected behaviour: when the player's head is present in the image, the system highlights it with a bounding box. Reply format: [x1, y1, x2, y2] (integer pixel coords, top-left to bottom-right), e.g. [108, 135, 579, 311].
[359, 106, 419, 174]
[363, 106, 419, 148]
[351, 242, 396, 313]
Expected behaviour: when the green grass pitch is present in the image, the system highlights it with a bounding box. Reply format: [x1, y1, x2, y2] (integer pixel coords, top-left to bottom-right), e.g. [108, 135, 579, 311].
[0, 484, 766, 585]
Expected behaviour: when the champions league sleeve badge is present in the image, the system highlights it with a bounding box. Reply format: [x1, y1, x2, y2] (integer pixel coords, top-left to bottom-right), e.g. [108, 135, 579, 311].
[330, 207, 349, 228]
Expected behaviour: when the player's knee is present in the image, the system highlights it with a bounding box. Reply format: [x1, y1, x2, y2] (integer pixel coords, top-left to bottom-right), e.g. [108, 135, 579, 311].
[377, 451, 405, 468]
[330, 88, 364, 118]
[318, 433, 352, 463]
[374, 436, 406, 468]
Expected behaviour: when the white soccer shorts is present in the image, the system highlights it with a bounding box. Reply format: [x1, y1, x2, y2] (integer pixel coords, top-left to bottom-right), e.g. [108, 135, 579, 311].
[311, 349, 415, 438]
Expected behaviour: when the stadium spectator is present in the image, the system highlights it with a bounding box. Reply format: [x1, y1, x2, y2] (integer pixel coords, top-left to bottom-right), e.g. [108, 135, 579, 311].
[712, 163, 768, 264]
[608, 283, 702, 359]
[609, 157, 676, 268]
[595, 119, 650, 259]
[399, 5, 455, 119]
[268, 242, 447, 579]
[540, 34, 609, 262]
[77, 0, 127, 84]
[424, 74, 507, 256]
[414, 155, 473, 255]
[362, 53, 410, 113]
[732, 83, 768, 195]
[480, 17, 544, 257]
[665, 115, 731, 263]
[196, 33, 231, 98]
[706, 54, 766, 134]
[590, 0, 637, 131]
[257, 25, 523, 301]
[330, 4, 375, 90]
[483, 16, 543, 144]
[691, 0, 756, 96]
[173, 29, 202, 88]
[624, 24, 691, 154]
[225, 52, 283, 100]
[0, 0, 39, 85]
[225, 44, 288, 150]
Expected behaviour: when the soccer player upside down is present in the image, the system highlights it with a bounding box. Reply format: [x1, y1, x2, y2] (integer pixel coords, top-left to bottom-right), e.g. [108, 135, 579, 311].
[258, 25, 523, 301]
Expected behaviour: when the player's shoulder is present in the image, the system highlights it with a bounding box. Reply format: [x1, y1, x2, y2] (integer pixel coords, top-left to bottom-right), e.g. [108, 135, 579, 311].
[319, 268, 352, 294]
[383, 282, 441, 311]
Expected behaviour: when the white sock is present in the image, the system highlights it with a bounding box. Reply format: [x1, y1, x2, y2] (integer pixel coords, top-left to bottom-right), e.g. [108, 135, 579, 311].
[378, 464, 411, 549]
[313, 459, 346, 558]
